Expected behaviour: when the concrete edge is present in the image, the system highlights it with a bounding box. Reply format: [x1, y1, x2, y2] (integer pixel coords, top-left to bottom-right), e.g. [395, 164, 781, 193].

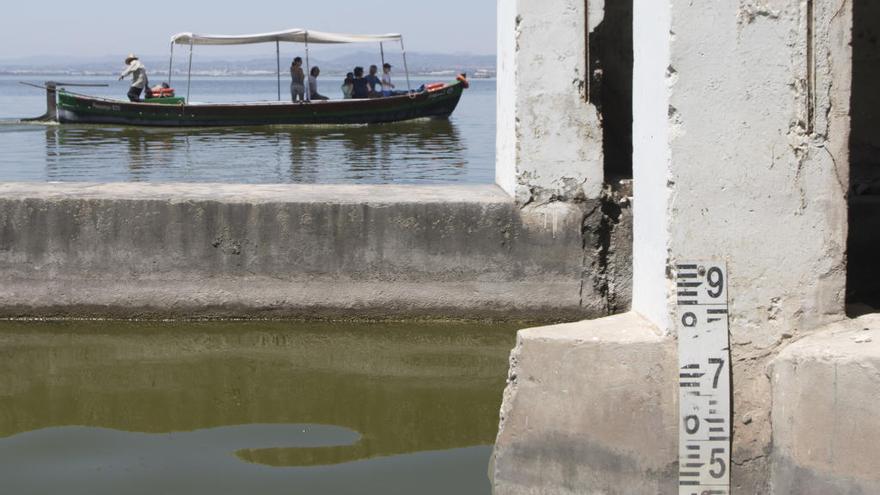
[769, 314, 880, 494]
[0, 182, 514, 205]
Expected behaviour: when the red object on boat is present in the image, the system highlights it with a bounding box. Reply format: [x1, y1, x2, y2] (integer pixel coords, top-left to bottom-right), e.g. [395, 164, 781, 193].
[456, 74, 470, 89]
[150, 87, 176, 97]
[425, 83, 446, 92]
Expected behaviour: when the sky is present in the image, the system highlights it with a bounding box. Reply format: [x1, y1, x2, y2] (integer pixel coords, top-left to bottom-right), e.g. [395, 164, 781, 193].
[0, 0, 496, 60]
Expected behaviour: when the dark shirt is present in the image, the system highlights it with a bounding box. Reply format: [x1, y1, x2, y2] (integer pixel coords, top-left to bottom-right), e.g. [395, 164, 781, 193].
[352, 78, 370, 99]
[365, 74, 381, 92]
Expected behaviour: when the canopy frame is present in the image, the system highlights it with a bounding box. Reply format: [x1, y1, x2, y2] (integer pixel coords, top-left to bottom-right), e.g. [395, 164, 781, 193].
[168, 29, 409, 102]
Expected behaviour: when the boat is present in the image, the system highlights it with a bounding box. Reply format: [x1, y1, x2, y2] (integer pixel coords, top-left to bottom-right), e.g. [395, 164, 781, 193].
[26, 29, 468, 127]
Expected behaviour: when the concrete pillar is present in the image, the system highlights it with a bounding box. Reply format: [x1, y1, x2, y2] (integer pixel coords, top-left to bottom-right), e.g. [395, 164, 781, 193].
[493, 0, 854, 493]
[631, 0, 852, 489]
[496, 0, 605, 203]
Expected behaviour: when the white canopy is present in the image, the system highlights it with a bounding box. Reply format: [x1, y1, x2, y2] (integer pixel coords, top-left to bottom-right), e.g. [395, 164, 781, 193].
[171, 29, 403, 46]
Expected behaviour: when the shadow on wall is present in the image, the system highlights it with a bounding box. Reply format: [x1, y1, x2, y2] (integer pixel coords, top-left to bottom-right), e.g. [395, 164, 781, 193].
[591, 0, 634, 182]
[847, 0, 880, 309]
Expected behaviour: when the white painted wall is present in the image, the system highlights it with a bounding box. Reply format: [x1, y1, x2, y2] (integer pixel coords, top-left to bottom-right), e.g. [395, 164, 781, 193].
[631, 0, 672, 331]
[496, 0, 518, 197]
[495, 0, 605, 203]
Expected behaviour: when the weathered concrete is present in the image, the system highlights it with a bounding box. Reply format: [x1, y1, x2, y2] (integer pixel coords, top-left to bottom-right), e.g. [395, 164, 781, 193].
[770, 314, 880, 494]
[0, 182, 630, 319]
[491, 312, 678, 494]
[494, 0, 855, 492]
[496, 0, 605, 203]
[630, 0, 853, 490]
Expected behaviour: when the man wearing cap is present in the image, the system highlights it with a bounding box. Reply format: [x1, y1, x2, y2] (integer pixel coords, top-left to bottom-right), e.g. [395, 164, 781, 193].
[119, 54, 149, 102]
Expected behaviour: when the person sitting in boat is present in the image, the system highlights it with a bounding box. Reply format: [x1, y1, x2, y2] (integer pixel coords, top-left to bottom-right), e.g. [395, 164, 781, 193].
[118, 54, 149, 102]
[366, 65, 381, 97]
[341, 72, 355, 99]
[381, 63, 396, 97]
[309, 67, 329, 101]
[290, 57, 306, 102]
[351, 67, 370, 99]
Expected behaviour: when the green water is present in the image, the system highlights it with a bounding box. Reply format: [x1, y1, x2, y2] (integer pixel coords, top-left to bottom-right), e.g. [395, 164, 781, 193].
[0, 321, 519, 494]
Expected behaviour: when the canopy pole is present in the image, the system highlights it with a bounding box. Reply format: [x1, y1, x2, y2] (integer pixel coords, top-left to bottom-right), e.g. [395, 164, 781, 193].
[186, 40, 194, 102]
[304, 32, 311, 102]
[400, 37, 411, 93]
[380, 42, 385, 67]
[276, 40, 281, 101]
[167, 42, 174, 87]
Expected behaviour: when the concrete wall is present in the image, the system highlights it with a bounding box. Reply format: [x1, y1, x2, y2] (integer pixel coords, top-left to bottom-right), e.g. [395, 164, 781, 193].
[496, 0, 605, 203]
[494, 0, 855, 492]
[660, 2, 852, 487]
[0, 182, 631, 320]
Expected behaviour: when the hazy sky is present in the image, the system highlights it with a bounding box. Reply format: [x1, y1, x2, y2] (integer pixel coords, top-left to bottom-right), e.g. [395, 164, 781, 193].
[0, 0, 496, 59]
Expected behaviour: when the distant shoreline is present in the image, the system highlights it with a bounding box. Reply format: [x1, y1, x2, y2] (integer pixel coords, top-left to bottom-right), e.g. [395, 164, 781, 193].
[0, 70, 496, 79]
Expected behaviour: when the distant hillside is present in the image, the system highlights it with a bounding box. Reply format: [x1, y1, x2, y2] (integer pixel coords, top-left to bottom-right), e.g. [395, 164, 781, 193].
[0, 51, 496, 78]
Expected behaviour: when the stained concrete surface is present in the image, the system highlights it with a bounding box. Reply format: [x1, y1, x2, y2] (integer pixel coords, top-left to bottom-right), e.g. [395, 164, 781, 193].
[0, 183, 631, 319]
[491, 312, 678, 494]
[770, 314, 880, 494]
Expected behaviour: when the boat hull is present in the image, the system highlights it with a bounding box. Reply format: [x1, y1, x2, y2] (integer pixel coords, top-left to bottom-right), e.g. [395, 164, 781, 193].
[56, 82, 465, 127]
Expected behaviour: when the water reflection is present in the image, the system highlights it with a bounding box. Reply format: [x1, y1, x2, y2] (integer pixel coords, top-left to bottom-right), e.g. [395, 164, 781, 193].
[39, 120, 466, 184]
[0, 321, 517, 494]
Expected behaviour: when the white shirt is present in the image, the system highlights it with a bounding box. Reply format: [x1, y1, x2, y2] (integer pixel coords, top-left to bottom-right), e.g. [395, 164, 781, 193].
[381, 72, 393, 90]
[121, 60, 148, 89]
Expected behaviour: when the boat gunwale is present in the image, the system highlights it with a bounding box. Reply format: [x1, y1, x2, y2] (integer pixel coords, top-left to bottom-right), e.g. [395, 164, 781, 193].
[58, 81, 464, 110]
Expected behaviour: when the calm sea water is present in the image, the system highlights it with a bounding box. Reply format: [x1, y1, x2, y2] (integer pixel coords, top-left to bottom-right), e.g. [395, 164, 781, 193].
[0, 320, 518, 494]
[0, 75, 495, 184]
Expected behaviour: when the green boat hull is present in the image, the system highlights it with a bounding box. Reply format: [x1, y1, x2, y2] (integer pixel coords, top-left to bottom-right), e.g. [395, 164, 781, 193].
[54, 82, 465, 127]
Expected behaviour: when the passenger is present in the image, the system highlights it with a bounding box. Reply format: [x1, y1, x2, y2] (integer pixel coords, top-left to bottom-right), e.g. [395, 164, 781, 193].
[290, 57, 305, 102]
[341, 72, 355, 99]
[118, 54, 149, 102]
[365, 65, 381, 97]
[309, 67, 329, 101]
[351, 67, 370, 99]
[381, 63, 396, 96]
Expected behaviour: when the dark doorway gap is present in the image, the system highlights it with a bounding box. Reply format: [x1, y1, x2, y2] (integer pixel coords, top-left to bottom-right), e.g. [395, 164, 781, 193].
[590, 0, 634, 184]
[847, 0, 880, 310]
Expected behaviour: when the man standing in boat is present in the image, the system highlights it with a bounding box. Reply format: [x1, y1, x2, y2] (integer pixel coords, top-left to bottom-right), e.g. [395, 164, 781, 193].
[118, 54, 149, 102]
[290, 57, 306, 102]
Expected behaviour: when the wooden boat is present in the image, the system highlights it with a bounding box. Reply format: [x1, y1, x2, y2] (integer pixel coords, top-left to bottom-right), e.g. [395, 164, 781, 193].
[28, 28, 469, 127]
[47, 80, 466, 127]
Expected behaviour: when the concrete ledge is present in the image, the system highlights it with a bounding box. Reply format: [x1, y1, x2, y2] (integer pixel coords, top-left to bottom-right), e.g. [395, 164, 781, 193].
[490, 312, 678, 494]
[0, 182, 622, 319]
[770, 314, 880, 494]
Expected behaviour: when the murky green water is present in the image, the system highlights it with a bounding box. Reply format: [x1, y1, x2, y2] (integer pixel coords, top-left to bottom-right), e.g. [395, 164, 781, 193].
[0, 321, 518, 494]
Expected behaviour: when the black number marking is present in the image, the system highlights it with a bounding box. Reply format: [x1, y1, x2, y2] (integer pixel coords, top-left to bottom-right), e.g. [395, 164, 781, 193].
[707, 267, 724, 298]
[709, 448, 727, 478]
[682, 312, 698, 328]
[685, 415, 700, 434]
[709, 358, 725, 389]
